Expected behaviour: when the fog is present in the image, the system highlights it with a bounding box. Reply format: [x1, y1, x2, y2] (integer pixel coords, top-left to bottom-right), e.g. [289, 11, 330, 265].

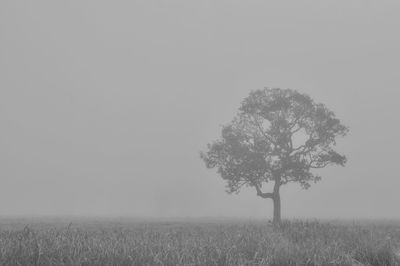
[1, 0, 399, 219]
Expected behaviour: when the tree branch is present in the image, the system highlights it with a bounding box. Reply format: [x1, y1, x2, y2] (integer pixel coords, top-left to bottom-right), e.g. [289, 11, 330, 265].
[290, 125, 302, 135]
[254, 184, 274, 199]
[309, 161, 330, 168]
[249, 114, 277, 147]
[290, 134, 319, 157]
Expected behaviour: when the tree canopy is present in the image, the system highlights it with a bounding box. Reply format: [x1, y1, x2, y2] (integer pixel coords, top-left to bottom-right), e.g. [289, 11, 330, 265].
[201, 88, 348, 222]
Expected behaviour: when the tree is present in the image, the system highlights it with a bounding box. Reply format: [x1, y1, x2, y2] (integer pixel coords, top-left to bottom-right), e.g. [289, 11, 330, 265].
[200, 88, 348, 224]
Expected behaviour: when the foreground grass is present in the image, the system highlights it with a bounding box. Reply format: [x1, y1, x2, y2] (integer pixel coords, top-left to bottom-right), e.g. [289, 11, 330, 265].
[0, 219, 399, 265]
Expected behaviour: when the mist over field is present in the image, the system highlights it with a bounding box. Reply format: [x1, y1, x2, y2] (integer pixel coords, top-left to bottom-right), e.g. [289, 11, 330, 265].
[1, 0, 400, 221]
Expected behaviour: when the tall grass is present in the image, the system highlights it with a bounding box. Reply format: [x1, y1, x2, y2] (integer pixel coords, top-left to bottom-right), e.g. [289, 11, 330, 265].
[0, 219, 399, 265]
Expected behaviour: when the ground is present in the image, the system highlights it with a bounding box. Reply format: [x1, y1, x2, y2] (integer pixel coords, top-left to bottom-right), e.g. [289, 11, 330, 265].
[0, 218, 399, 265]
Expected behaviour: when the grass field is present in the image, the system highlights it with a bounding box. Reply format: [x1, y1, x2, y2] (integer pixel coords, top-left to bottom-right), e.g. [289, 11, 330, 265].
[0, 218, 399, 266]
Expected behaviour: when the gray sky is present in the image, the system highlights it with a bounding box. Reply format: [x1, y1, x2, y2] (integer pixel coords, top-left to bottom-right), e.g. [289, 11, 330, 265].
[1, 0, 399, 219]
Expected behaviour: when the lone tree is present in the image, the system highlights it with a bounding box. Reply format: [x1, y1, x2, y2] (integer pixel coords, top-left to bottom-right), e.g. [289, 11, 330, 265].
[201, 88, 348, 224]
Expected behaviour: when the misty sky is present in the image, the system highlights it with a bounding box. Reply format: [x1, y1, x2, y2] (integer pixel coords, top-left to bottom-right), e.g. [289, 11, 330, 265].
[1, 0, 399, 219]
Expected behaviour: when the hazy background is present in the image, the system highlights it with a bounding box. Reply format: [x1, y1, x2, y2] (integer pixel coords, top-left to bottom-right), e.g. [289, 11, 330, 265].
[1, 0, 399, 219]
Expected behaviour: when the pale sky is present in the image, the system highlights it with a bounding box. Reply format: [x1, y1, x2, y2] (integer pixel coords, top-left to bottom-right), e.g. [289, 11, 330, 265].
[1, 0, 399, 219]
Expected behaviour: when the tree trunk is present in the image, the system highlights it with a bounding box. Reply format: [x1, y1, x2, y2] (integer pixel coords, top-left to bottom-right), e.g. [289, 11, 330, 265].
[254, 180, 282, 224]
[272, 192, 281, 225]
[272, 179, 281, 225]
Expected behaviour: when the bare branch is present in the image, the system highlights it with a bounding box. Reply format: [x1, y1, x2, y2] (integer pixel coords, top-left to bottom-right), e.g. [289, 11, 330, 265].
[290, 126, 302, 135]
[248, 114, 277, 146]
[253, 183, 274, 199]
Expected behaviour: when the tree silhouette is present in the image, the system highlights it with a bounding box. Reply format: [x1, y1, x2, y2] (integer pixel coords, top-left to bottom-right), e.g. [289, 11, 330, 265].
[201, 88, 348, 224]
